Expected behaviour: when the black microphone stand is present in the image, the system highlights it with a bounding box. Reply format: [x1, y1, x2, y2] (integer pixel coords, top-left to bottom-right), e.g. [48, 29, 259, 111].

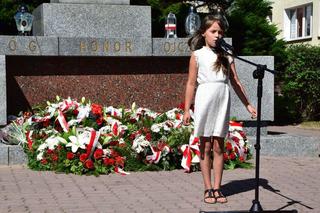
[201, 44, 297, 213]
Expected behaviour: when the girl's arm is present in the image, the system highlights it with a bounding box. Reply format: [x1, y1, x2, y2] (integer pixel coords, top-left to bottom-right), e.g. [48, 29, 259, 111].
[183, 52, 198, 125]
[229, 62, 257, 118]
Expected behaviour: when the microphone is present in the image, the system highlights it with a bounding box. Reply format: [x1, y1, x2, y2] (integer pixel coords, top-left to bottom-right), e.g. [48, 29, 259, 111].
[216, 37, 234, 52]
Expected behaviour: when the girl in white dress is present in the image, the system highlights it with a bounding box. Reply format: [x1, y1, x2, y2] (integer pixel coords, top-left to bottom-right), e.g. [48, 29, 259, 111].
[183, 12, 257, 204]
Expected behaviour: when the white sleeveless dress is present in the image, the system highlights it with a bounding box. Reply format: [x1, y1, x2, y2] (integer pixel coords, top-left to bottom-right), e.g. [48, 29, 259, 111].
[193, 46, 233, 138]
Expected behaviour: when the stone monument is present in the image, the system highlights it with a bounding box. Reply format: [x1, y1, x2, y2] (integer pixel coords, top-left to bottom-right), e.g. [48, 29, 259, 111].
[0, 0, 276, 164]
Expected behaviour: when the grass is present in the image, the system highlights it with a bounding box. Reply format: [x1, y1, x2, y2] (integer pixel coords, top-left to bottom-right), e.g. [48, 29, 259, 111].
[299, 121, 320, 129]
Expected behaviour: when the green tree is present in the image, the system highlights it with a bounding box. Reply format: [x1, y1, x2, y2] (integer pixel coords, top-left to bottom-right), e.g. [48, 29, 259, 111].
[0, 0, 48, 35]
[281, 44, 320, 121]
[227, 0, 285, 57]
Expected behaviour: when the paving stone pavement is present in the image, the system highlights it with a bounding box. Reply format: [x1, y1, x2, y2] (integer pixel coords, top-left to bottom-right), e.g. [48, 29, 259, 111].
[0, 156, 319, 213]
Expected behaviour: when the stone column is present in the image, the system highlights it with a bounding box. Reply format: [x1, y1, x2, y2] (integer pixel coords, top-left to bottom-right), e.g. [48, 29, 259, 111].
[0, 55, 6, 125]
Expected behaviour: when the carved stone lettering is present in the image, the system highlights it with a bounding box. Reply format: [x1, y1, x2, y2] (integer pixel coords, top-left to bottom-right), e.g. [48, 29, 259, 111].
[8, 39, 17, 51]
[29, 40, 38, 52]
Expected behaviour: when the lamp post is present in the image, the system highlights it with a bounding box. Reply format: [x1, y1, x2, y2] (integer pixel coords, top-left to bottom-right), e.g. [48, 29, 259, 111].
[14, 4, 34, 36]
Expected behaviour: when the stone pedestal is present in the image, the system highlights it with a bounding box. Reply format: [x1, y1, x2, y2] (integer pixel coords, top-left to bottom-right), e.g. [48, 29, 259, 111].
[0, 56, 6, 125]
[32, 3, 151, 38]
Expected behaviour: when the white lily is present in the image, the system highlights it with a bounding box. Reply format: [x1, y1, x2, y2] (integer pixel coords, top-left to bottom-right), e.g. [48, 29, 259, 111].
[132, 135, 150, 153]
[45, 136, 66, 150]
[165, 108, 178, 120]
[66, 133, 88, 153]
[151, 123, 162, 133]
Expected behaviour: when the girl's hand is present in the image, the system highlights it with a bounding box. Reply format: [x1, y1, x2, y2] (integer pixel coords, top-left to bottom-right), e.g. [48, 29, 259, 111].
[247, 104, 257, 119]
[183, 110, 191, 125]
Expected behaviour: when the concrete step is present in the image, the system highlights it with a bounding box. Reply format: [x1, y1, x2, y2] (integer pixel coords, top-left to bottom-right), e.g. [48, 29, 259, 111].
[1, 134, 319, 165]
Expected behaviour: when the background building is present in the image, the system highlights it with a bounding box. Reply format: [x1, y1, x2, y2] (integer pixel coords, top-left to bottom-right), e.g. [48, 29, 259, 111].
[271, 0, 320, 45]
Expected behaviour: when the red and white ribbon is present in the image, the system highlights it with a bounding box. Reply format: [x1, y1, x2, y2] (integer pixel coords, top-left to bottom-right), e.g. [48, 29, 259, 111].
[114, 167, 130, 175]
[26, 130, 33, 150]
[86, 129, 101, 158]
[57, 110, 69, 132]
[181, 135, 201, 172]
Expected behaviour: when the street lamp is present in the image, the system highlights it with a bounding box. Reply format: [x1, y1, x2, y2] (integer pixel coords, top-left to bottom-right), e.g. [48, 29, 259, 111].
[14, 4, 34, 36]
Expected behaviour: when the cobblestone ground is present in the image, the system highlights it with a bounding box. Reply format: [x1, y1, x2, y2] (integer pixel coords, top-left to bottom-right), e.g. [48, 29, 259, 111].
[0, 156, 319, 213]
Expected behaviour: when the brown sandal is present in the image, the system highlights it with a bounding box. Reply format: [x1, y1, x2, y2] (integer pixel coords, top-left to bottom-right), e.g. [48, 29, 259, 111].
[204, 189, 216, 204]
[213, 189, 228, 203]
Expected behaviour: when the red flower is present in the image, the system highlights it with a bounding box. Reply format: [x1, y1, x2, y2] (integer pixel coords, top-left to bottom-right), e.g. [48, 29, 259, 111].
[229, 152, 236, 160]
[73, 109, 79, 115]
[129, 133, 136, 141]
[47, 149, 54, 155]
[66, 152, 75, 160]
[234, 147, 239, 154]
[85, 159, 94, 169]
[79, 153, 88, 162]
[42, 119, 50, 127]
[96, 117, 103, 125]
[232, 136, 240, 143]
[225, 141, 233, 151]
[223, 153, 229, 161]
[93, 149, 103, 160]
[41, 159, 48, 165]
[91, 103, 103, 115]
[239, 156, 244, 162]
[175, 113, 182, 120]
[115, 156, 125, 167]
[57, 144, 63, 151]
[52, 154, 58, 162]
[145, 133, 152, 141]
[103, 158, 115, 166]
[110, 149, 119, 158]
[157, 141, 168, 151]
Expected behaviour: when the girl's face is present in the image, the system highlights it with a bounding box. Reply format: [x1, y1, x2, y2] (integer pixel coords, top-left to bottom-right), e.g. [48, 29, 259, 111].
[202, 21, 224, 48]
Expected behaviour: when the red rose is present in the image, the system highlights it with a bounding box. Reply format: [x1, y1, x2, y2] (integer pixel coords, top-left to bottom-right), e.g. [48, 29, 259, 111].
[234, 147, 239, 154]
[111, 149, 119, 158]
[52, 154, 58, 162]
[223, 153, 229, 161]
[232, 136, 240, 143]
[157, 141, 168, 151]
[79, 153, 88, 162]
[229, 152, 236, 160]
[73, 109, 79, 115]
[57, 144, 63, 151]
[41, 159, 48, 165]
[96, 117, 103, 125]
[93, 149, 103, 160]
[103, 158, 115, 166]
[42, 119, 50, 127]
[225, 142, 233, 151]
[175, 113, 181, 120]
[239, 156, 244, 162]
[91, 103, 103, 115]
[67, 152, 75, 160]
[145, 133, 152, 141]
[85, 159, 94, 169]
[47, 149, 54, 155]
[115, 156, 124, 167]
[129, 133, 136, 141]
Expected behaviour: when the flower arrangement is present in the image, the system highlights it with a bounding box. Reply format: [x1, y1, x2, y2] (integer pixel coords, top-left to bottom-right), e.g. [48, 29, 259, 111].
[10, 96, 252, 176]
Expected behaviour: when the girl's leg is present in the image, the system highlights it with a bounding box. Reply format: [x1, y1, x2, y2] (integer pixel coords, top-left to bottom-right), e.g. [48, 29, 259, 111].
[212, 136, 227, 203]
[200, 137, 215, 203]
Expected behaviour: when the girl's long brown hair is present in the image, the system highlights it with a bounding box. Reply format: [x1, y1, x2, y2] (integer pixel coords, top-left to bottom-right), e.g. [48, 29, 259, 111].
[188, 14, 229, 74]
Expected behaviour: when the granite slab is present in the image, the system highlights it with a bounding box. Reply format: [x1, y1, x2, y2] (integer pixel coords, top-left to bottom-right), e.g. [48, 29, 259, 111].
[32, 4, 151, 38]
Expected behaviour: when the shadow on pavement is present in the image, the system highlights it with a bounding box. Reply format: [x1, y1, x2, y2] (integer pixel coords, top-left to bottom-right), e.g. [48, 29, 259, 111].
[221, 178, 313, 212]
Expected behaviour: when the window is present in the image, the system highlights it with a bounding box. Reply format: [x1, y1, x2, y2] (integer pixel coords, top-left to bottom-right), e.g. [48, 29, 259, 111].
[285, 4, 312, 40]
